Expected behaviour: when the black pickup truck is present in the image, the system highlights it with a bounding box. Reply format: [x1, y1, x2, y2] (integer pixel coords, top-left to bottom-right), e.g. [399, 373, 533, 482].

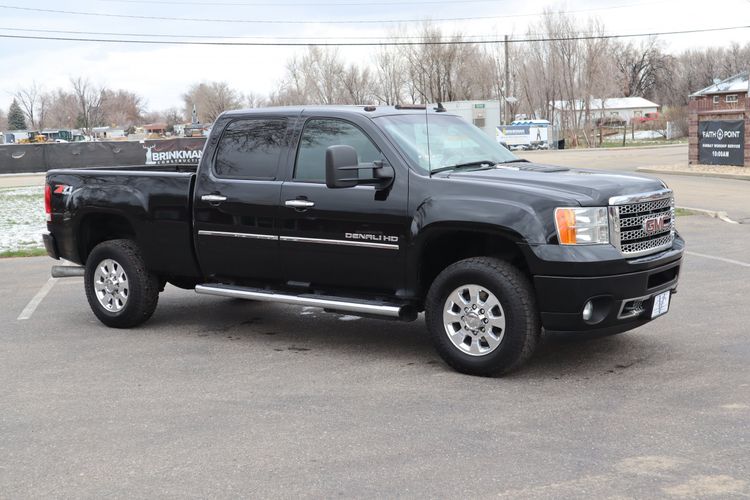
[44, 106, 683, 375]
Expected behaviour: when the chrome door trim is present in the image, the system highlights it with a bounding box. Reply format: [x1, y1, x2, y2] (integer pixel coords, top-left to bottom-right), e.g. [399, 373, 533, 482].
[198, 230, 279, 241]
[279, 235, 399, 250]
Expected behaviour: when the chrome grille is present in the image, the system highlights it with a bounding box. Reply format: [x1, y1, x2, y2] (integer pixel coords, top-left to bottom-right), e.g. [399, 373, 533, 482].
[610, 190, 675, 257]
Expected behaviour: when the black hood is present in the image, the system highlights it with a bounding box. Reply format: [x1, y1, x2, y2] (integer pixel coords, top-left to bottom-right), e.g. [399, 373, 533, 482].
[438, 163, 667, 206]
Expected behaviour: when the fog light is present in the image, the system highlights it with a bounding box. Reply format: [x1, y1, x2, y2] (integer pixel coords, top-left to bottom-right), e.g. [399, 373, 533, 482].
[582, 301, 594, 321]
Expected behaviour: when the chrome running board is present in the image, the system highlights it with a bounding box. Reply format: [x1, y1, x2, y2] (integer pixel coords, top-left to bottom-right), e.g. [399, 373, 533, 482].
[195, 283, 417, 321]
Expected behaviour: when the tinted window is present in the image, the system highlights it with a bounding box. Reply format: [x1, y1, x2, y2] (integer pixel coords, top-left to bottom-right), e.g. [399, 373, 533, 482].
[295, 119, 381, 181]
[214, 119, 287, 179]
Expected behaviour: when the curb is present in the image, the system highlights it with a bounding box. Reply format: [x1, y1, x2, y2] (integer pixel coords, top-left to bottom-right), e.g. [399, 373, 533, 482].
[637, 167, 750, 181]
[678, 206, 739, 224]
[523, 143, 688, 153]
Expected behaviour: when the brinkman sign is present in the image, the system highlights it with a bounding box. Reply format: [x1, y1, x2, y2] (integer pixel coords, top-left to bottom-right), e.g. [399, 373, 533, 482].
[143, 138, 206, 165]
[698, 120, 745, 166]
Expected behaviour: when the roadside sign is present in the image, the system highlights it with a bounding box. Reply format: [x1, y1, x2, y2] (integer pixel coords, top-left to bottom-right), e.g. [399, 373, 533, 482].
[699, 120, 744, 165]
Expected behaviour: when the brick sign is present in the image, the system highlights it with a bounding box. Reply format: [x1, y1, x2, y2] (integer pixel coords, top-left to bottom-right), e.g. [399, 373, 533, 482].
[698, 120, 745, 165]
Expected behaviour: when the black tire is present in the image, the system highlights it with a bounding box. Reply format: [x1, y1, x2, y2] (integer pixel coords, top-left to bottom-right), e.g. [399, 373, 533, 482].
[425, 257, 541, 376]
[84, 239, 159, 328]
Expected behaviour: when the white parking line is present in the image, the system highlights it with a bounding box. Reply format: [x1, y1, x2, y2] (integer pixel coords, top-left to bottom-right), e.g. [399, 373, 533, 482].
[17, 278, 58, 321]
[686, 251, 750, 268]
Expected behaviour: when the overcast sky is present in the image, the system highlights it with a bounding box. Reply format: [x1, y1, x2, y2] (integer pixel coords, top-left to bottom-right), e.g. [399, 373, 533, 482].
[1, 0, 748, 113]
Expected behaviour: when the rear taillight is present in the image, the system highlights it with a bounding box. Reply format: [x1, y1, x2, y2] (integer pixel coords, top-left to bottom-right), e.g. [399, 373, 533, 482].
[45, 184, 51, 222]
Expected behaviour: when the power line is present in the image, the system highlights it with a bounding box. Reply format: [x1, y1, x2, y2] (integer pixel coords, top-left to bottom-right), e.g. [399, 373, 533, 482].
[0, 1, 676, 25]
[0, 26, 629, 41]
[98, 0, 511, 6]
[1, 25, 748, 46]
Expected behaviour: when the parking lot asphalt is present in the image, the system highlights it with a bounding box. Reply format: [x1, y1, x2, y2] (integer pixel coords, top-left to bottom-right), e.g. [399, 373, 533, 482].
[1, 214, 749, 498]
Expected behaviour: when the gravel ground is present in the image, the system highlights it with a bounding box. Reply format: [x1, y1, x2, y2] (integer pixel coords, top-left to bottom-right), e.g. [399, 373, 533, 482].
[0, 186, 45, 252]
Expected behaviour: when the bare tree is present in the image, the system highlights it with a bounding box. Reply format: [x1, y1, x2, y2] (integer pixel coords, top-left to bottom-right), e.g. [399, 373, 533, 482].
[45, 90, 79, 129]
[70, 77, 107, 132]
[399, 23, 491, 103]
[269, 47, 351, 105]
[100, 89, 145, 127]
[299, 47, 346, 104]
[14, 81, 44, 129]
[614, 38, 670, 98]
[245, 92, 266, 108]
[372, 46, 406, 105]
[183, 82, 243, 122]
[341, 64, 373, 104]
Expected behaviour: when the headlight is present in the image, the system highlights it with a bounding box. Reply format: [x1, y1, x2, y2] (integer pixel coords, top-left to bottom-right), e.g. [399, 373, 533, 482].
[554, 207, 609, 245]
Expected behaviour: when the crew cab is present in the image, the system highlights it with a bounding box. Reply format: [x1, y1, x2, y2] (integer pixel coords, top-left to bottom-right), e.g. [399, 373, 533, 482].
[44, 106, 684, 375]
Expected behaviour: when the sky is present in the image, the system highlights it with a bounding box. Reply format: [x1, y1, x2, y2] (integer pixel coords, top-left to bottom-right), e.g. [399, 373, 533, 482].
[0, 0, 749, 113]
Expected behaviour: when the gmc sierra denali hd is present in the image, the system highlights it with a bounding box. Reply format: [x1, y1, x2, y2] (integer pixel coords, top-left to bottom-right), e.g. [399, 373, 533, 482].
[43, 106, 683, 375]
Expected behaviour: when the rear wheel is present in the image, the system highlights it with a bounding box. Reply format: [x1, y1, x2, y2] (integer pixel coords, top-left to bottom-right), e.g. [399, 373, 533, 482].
[84, 239, 159, 328]
[425, 257, 541, 376]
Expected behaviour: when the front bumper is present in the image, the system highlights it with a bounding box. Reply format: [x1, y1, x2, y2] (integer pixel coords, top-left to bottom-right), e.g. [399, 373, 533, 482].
[531, 242, 683, 335]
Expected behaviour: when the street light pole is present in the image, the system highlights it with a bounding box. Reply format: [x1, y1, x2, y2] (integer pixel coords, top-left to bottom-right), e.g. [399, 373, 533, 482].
[504, 34, 510, 125]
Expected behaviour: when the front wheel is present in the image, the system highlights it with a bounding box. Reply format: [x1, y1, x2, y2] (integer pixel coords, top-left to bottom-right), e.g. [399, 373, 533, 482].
[84, 239, 159, 328]
[425, 257, 541, 376]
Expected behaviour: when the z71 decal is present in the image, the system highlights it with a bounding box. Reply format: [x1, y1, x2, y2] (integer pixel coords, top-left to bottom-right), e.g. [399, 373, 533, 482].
[54, 185, 73, 195]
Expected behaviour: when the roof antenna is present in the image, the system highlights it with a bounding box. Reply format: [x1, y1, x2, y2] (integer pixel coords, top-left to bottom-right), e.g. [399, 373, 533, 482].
[434, 102, 446, 112]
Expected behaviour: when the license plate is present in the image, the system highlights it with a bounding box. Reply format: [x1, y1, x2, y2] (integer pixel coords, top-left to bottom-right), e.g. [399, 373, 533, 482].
[651, 291, 671, 319]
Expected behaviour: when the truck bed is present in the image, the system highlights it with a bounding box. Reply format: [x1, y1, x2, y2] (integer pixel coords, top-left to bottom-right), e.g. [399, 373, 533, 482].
[46, 165, 200, 278]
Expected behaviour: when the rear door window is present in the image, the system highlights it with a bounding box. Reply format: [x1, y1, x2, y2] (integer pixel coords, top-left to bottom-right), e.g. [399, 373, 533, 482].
[214, 118, 287, 180]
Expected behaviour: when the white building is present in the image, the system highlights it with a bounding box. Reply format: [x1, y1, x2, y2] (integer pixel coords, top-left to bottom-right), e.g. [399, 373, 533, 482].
[551, 97, 659, 126]
[91, 126, 126, 140]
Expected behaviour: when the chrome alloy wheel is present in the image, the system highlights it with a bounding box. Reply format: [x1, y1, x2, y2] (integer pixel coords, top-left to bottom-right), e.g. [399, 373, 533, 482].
[93, 258, 129, 312]
[442, 284, 506, 356]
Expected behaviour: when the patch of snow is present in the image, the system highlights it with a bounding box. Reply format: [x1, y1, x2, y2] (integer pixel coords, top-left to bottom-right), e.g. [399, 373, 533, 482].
[0, 186, 46, 252]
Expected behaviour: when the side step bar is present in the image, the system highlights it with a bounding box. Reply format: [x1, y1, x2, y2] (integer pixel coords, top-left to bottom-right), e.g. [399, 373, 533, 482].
[195, 283, 417, 321]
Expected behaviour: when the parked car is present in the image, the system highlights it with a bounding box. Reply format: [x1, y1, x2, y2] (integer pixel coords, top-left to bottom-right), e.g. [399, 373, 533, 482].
[44, 105, 683, 376]
[633, 112, 660, 124]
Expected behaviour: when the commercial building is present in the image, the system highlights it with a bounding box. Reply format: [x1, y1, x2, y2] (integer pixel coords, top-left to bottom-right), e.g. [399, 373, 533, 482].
[688, 72, 749, 167]
[438, 100, 503, 138]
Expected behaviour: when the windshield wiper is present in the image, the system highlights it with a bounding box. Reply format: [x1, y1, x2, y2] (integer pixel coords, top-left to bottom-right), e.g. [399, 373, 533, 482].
[430, 160, 498, 175]
[497, 158, 530, 164]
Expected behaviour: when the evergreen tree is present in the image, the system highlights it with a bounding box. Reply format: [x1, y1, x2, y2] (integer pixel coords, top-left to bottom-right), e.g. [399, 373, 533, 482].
[7, 99, 27, 130]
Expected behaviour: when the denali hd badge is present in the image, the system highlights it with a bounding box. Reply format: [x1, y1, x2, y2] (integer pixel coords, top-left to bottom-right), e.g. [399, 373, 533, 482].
[345, 233, 399, 243]
[643, 214, 669, 235]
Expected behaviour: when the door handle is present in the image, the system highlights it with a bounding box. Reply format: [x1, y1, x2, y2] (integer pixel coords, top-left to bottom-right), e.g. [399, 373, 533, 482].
[201, 194, 227, 203]
[285, 199, 315, 209]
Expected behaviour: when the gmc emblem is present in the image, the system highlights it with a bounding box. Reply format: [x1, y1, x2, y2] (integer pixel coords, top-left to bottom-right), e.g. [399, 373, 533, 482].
[643, 215, 669, 235]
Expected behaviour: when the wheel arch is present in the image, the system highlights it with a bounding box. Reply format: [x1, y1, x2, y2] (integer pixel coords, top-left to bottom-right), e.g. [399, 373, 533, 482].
[410, 222, 531, 302]
[77, 211, 138, 264]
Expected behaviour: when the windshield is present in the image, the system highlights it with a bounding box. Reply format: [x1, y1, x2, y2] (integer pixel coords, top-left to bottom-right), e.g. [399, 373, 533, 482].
[374, 113, 518, 174]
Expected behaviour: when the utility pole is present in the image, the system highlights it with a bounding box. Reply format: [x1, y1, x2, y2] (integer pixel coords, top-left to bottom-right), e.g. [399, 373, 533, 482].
[504, 34, 510, 125]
